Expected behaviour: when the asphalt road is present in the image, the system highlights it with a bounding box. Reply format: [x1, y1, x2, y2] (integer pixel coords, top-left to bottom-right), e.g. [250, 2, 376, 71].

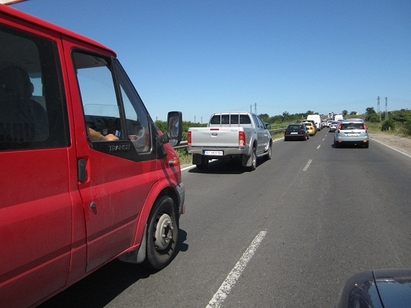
[40, 129, 411, 308]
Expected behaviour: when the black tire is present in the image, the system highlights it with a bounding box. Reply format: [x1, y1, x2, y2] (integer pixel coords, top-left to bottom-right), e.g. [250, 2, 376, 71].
[364, 142, 369, 148]
[249, 147, 257, 171]
[334, 140, 339, 148]
[196, 156, 209, 170]
[143, 196, 178, 271]
[264, 142, 272, 160]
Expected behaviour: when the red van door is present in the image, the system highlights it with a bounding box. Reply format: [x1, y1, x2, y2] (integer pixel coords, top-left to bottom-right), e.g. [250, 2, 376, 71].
[0, 23, 74, 307]
[68, 49, 159, 272]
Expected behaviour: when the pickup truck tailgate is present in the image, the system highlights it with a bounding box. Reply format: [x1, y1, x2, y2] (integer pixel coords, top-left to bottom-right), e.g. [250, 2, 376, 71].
[190, 128, 242, 147]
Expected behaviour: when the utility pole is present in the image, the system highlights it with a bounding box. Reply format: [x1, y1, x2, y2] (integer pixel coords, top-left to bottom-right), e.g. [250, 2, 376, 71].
[254, 103, 257, 115]
[385, 97, 388, 120]
[250, 105, 252, 113]
[377, 96, 381, 121]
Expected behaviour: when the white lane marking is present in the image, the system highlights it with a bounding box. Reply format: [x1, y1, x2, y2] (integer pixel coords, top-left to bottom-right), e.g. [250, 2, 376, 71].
[303, 159, 313, 171]
[181, 165, 196, 171]
[371, 138, 411, 159]
[317, 145, 321, 149]
[206, 231, 267, 308]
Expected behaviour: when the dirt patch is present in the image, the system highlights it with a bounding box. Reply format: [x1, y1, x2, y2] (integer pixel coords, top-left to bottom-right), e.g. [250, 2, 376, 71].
[370, 133, 411, 157]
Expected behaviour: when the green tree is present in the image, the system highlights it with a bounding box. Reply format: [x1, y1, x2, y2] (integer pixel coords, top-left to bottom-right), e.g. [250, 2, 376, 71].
[366, 107, 376, 115]
[259, 113, 270, 123]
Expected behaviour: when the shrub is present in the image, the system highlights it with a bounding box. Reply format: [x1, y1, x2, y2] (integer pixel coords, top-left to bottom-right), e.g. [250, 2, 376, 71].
[366, 113, 380, 123]
[402, 120, 411, 136]
[381, 119, 396, 131]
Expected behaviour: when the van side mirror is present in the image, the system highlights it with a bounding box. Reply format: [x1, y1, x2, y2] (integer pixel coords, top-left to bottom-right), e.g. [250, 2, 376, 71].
[167, 111, 182, 146]
[265, 123, 271, 129]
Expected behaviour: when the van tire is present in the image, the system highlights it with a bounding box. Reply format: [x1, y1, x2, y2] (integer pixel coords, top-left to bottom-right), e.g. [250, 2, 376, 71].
[143, 196, 178, 271]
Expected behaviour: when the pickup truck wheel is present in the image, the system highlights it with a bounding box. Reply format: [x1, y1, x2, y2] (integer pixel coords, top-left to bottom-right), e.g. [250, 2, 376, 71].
[196, 156, 208, 170]
[264, 142, 272, 160]
[143, 196, 178, 271]
[249, 147, 257, 171]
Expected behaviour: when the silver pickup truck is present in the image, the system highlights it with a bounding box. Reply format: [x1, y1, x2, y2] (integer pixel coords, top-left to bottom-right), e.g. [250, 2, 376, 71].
[187, 112, 272, 170]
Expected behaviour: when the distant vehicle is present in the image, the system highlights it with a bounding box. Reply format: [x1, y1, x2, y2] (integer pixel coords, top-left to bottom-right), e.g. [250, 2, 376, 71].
[334, 114, 344, 121]
[302, 121, 316, 136]
[328, 121, 339, 132]
[336, 268, 411, 308]
[187, 112, 272, 170]
[334, 120, 369, 148]
[284, 123, 309, 141]
[307, 114, 322, 131]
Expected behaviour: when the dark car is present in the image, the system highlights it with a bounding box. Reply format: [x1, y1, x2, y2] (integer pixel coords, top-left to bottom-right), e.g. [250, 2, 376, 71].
[336, 268, 411, 308]
[284, 123, 309, 141]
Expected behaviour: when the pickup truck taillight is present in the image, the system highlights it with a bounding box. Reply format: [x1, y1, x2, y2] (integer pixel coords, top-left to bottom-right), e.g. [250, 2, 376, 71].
[239, 131, 245, 146]
[187, 131, 192, 145]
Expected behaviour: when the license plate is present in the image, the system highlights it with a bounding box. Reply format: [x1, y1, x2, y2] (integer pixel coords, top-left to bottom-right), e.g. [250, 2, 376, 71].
[291, 132, 298, 135]
[346, 134, 359, 137]
[204, 150, 223, 156]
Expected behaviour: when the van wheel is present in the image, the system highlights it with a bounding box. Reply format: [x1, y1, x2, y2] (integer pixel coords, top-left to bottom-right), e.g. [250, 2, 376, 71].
[143, 196, 178, 271]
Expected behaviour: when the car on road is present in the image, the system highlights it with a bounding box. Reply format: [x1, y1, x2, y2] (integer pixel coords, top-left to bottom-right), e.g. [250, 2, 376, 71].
[336, 268, 411, 308]
[334, 120, 369, 148]
[302, 121, 316, 136]
[284, 123, 309, 141]
[328, 121, 339, 132]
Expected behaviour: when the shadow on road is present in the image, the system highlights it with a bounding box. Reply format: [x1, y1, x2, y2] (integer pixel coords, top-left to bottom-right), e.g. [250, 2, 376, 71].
[39, 229, 188, 308]
[188, 157, 270, 174]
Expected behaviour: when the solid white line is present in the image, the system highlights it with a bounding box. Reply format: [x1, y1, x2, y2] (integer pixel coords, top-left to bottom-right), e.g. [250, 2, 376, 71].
[181, 165, 196, 171]
[303, 159, 313, 171]
[206, 231, 267, 308]
[371, 138, 411, 159]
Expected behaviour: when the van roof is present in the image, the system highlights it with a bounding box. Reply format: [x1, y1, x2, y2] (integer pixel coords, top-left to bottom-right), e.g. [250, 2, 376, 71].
[0, 4, 116, 56]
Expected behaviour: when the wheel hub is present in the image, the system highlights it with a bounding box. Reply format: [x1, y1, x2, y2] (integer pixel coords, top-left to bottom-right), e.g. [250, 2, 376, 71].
[154, 213, 174, 250]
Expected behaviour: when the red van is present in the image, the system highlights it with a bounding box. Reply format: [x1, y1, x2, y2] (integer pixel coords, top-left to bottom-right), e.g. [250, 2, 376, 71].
[0, 4, 185, 307]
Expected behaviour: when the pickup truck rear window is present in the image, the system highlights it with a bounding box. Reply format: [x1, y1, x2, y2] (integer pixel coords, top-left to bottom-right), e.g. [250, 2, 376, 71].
[209, 114, 251, 125]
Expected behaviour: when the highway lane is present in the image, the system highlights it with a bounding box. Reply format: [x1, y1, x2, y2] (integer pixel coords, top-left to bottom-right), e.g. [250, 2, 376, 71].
[40, 129, 411, 308]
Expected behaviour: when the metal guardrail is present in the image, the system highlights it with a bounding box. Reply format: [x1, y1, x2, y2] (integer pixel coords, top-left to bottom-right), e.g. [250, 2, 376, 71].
[173, 129, 286, 150]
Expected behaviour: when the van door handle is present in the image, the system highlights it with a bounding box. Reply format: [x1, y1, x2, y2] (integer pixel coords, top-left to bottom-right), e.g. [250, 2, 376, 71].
[78, 159, 87, 183]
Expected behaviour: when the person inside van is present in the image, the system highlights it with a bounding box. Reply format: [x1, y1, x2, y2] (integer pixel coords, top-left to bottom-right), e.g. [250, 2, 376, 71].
[0, 65, 48, 144]
[88, 127, 119, 141]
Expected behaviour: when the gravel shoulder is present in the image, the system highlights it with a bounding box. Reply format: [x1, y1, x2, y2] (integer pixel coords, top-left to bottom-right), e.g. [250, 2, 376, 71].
[370, 133, 411, 157]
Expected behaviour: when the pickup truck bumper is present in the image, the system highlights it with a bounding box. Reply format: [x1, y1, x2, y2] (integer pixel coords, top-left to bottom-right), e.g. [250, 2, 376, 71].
[187, 145, 250, 158]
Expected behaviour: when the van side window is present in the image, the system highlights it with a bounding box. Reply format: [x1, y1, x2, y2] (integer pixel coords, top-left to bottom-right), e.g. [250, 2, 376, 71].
[0, 25, 68, 151]
[73, 51, 151, 153]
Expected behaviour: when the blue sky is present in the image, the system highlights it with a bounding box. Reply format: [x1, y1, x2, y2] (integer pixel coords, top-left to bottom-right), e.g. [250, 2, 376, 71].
[12, 0, 411, 122]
